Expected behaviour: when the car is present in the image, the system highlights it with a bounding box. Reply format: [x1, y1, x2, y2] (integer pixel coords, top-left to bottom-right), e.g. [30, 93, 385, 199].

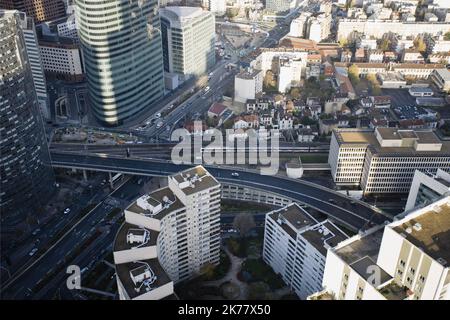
[64, 208, 71, 214]
[328, 199, 335, 203]
[155, 112, 161, 118]
[29, 248, 38, 256]
[231, 172, 239, 177]
[209, 72, 214, 77]
[156, 121, 163, 128]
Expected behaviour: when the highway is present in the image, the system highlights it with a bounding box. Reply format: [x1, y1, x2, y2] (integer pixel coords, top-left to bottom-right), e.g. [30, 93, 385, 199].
[0, 176, 149, 299]
[50, 152, 392, 231]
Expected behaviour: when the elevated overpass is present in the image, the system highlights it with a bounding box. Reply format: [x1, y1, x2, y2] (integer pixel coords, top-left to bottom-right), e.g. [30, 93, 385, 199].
[50, 152, 391, 231]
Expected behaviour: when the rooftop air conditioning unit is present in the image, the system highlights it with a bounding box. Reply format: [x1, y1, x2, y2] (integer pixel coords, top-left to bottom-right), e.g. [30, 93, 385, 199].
[413, 223, 422, 231]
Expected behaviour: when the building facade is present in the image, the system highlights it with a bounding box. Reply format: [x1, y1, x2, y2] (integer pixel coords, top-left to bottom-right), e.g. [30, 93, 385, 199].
[1, 0, 66, 23]
[160, 7, 215, 82]
[329, 128, 450, 194]
[14, 11, 49, 119]
[114, 166, 221, 299]
[0, 10, 55, 237]
[405, 169, 450, 210]
[263, 203, 348, 299]
[38, 36, 84, 82]
[309, 196, 450, 300]
[337, 19, 450, 40]
[74, 0, 165, 125]
[234, 70, 263, 103]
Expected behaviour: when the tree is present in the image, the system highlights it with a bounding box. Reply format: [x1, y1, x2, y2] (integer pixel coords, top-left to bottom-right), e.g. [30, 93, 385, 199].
[367, 73, 382, 95]
[226, 8, 239, 19]
[445, 32, 450, 41]
[338, 37, 348, 47]
[379, 38, 391, 51]
[290, 87, 301, 99]
[233, 213, 256, 238]
[414, 36, 426, 53]
[348, 64, 360, 85]
[200, 263, 216, 280]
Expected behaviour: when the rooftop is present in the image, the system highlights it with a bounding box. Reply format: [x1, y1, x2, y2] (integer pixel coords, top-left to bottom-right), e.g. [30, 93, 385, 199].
[268, 204, 317, 239]
[115, 259, 171, 299]
[335, 227, 384, 266]
[170, 166, 220, 195]
[126, 187, 185, 220]
[334, 128, 450, 156]
[302, 221, 349, 255]
[393, 200, 450, 265]
[114, 223, 158, 252]
[349, 256, 392, 285]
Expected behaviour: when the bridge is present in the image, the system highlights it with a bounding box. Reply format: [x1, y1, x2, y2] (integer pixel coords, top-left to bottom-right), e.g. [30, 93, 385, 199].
[50, 151, 391, 231]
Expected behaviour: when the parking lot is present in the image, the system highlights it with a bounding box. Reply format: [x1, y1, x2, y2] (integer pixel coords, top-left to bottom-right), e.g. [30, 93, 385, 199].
[381, 88, 417, 108]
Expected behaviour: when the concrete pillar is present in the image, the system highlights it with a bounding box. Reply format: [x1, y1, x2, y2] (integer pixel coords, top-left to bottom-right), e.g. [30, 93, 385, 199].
[83, 170, 88, 181]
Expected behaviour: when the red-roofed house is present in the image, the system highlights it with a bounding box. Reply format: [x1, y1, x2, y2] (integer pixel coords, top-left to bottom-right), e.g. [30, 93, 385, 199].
[208, 103, 227, 118]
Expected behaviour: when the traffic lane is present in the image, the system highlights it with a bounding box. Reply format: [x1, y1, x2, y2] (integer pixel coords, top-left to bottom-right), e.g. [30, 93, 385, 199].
[50, 154, 385, 229]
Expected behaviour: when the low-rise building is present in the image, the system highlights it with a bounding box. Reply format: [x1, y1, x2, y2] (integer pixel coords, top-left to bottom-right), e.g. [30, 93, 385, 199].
[408, 87, 434, 97]
[430, 68, 450, 92]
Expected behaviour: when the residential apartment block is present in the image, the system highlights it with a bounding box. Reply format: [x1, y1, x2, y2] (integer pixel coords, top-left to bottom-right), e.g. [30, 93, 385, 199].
[309, 196, 450, 300]
[405, 169, 450, 210]
[113, 166, 221, 299]
[329, 128, 450, 194]
[263, 203, 348, 299]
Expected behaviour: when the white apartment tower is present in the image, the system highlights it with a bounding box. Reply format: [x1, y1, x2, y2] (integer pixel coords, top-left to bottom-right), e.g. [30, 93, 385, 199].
[263, 203, 348, 299]
[234, 70, 263, 103]
[113, 166, 221, 299]
[307, 14, 331, 43]
[309, 196, 450, 300]
[160, 7, 215, 82]
[204, 0, 226, 16]
[405, 169, 450, 210]
[329, 128, 450, 194]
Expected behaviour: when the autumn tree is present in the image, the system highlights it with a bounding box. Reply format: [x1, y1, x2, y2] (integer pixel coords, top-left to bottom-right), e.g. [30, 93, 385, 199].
[414, 36, 427, 53]
[348, 64, 360, 85]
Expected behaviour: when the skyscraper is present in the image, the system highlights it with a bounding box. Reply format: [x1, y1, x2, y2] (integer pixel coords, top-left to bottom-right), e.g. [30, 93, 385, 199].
[0, 10, 55, 237]
[18, 11, 49, 119]
[0, 0, 66, 23]
[74, 0, 165, 125]
[160, 7, 215, 82]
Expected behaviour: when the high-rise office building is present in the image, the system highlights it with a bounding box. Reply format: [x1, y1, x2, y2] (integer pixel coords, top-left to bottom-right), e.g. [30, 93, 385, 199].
[328, 128, 450, 194]
[0, 10, 55, 237]
[113, 166, 221, 299]
[0, 0, 66, 23]
[15, 11, 50, 119]
[160, 7, 215, 83]
[74, 0, 165, 125]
